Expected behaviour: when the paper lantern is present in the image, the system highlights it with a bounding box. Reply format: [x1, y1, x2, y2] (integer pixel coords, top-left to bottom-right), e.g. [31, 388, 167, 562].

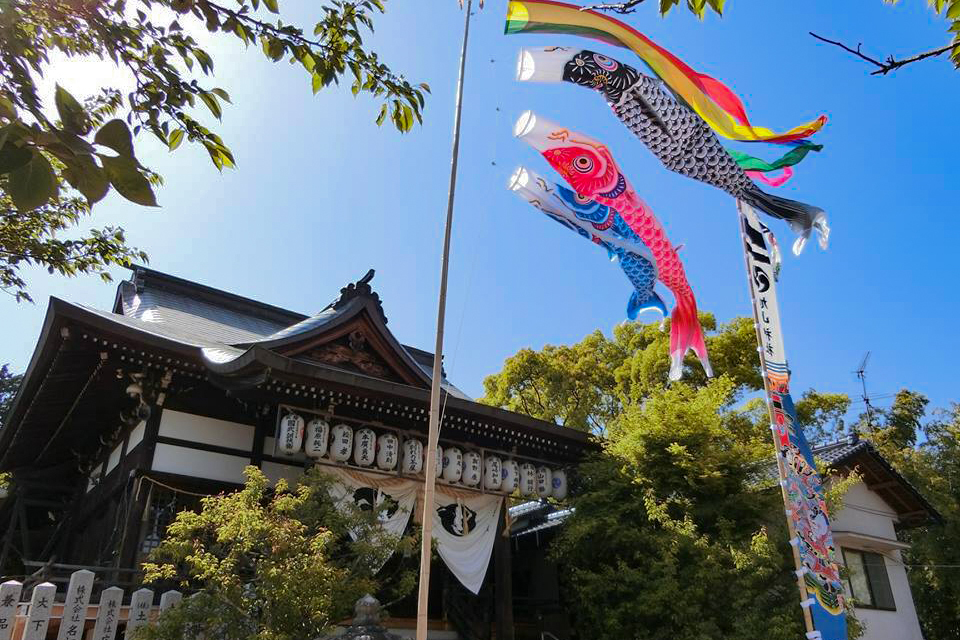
[501, 460, 519, 494]
[354, 428, 376, 467]
[436, 446, 444, 477]
[277, 413, 304, 455]
[483, 456, 503, 491]
[330, 424, 353, 462]
[520, 463, 537, 497]
[442, 446, 463, 483]
[462, 452, 482, 487]
[402, 439, 423, 474]
[536, 466, 553, 498]
[377, 433, 399, 470]
[304, 418, 329, 459]
[552, 469, 568, 500]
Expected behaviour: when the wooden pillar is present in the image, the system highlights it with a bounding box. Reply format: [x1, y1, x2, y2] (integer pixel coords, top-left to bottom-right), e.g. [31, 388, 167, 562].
[116, 400, 164, 571]
[494, 505, 514, 640]
[250, 409, 270, 468]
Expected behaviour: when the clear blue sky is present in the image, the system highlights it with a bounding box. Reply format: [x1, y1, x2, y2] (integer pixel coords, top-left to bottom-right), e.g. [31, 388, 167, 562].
[3, 1, 959, 419]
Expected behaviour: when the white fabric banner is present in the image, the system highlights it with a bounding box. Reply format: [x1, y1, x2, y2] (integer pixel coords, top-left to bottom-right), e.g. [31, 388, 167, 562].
[432, 488, 503, 595]
[322, 467, 418, 541]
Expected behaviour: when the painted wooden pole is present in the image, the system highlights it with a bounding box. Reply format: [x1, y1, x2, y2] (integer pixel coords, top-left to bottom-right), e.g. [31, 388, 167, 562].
[91, 586, 124, 640]
[415, 1, 473, 640]
[56, 569, 95, 640]
[22, 582, 56, 640]
[158, 590, 181, 613]
[0, 581, 22, 640]
[124, 588, 154, 639]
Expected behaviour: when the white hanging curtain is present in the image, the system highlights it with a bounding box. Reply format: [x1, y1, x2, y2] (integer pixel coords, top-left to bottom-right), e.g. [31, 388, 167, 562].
[322, 466, 419, 541]
[431, 487, 503, 594]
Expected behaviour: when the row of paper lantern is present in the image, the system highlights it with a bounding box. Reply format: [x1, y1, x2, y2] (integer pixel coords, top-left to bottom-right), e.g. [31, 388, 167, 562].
[278, 414, 568, 499]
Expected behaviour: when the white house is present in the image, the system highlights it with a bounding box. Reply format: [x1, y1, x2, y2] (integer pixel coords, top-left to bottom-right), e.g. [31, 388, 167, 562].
[817, 436, 941, 640]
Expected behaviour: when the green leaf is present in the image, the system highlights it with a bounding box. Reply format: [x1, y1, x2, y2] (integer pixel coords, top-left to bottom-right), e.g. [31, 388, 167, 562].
[312, 72, 322, 94]
[263, 0, 279, 13]
[8, 151, 58, 211]
[0, 141, 32, 173]
[210, 88, 232, 104]
[54, 85, 91, 134]
[376, 104, 387, 126]
[418, 82, 431, 93]
[948, 0, 960, 19]
[199, 92, 222, 120]
[94, 119, 135, 157]
[0, 96, 17, 120]
[62, 154, 110, 204]
[168, 129, 186, 151]
[100, 154, 158, 206]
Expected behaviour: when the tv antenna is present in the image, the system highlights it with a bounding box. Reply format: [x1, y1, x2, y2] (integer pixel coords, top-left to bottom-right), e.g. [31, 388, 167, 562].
[854, 351, 873, 429]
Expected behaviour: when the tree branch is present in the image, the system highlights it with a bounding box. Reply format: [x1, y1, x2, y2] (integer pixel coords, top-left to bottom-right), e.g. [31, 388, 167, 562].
[579, 0, 647, 14]
[809, 32, 955, 76]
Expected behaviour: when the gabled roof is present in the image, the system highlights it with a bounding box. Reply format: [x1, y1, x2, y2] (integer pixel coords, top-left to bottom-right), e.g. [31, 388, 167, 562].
[814, 436, 942, 528]
[2, 267, 593, 470]
[114, 265, 466, 396]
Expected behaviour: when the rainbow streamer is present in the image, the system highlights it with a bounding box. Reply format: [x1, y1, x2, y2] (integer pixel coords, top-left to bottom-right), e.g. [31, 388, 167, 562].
[505, 1, 827, 144]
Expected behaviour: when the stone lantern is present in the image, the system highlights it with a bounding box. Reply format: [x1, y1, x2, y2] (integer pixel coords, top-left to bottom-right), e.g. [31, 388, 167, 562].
[323, 594, 409, 640]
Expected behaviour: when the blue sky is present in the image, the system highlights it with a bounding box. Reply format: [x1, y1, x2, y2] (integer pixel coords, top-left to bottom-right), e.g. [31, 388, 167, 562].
[3, 0, 959, 420]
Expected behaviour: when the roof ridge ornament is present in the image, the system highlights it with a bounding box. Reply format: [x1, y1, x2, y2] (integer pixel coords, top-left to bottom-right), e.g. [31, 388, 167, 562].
[326, 269, 388, 324]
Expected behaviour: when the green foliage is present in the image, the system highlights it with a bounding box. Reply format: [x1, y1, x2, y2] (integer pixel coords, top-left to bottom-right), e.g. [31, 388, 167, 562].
[0, 0, 426, 300]
[551, 380, 810, 639]
[482, 317, 864, 638]
[886, 0, 960, 68]
[480, 314, 761, 435]
[0, 364, 22, 429]
[139, 466, 417, 640]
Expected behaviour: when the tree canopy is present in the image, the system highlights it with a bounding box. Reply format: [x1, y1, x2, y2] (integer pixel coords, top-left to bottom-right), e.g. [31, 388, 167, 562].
[480, 315, 860, 639]
[139, 465, 418, 640]
[0, 0, 427, 301]
[0, 364, 21, 429]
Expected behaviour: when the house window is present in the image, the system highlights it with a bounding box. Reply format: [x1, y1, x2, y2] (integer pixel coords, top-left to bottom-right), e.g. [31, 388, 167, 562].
[842, 548, 896, 611]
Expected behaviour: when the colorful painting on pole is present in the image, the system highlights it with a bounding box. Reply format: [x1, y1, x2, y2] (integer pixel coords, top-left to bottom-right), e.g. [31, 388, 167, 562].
[739, 201, 846, 640]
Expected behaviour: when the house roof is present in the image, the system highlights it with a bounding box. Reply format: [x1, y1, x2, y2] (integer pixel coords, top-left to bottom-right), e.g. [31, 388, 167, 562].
[1, 267, 593, 470]
[814, 435, 942, 528]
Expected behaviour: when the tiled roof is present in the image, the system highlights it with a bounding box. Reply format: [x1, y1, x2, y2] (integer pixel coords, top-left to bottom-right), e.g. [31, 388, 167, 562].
[117, 279, 295, 344]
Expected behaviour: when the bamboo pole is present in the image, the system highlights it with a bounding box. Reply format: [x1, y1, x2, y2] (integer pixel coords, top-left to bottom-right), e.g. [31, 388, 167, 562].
[416, 2, 473, 639]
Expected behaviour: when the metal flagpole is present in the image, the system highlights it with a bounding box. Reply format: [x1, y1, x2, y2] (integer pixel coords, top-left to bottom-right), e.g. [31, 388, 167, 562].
[416, 1, 473, 638]
[735, 199, 846, 640]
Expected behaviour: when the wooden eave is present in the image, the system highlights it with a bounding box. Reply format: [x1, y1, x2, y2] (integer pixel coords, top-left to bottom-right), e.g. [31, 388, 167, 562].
[831, 448, 942, 528]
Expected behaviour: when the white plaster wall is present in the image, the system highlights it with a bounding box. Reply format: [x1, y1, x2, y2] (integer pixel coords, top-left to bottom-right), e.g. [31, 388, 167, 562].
[105, 440, 123, 475]
[832, 482, 899, 539]
[833, 481, 925, 640]
[260, 461, 304, 487]
[849, 550, 925, 640]
[152, 443, 248, 484]
[158, 410, 254, 451]
[127, 420, 147, 452]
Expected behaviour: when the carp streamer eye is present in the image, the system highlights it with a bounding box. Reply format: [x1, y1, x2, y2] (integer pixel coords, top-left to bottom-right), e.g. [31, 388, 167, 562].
[574, 193, 592, 204]
[573, 155, 594, 173]
[593, 54, 618, 71]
